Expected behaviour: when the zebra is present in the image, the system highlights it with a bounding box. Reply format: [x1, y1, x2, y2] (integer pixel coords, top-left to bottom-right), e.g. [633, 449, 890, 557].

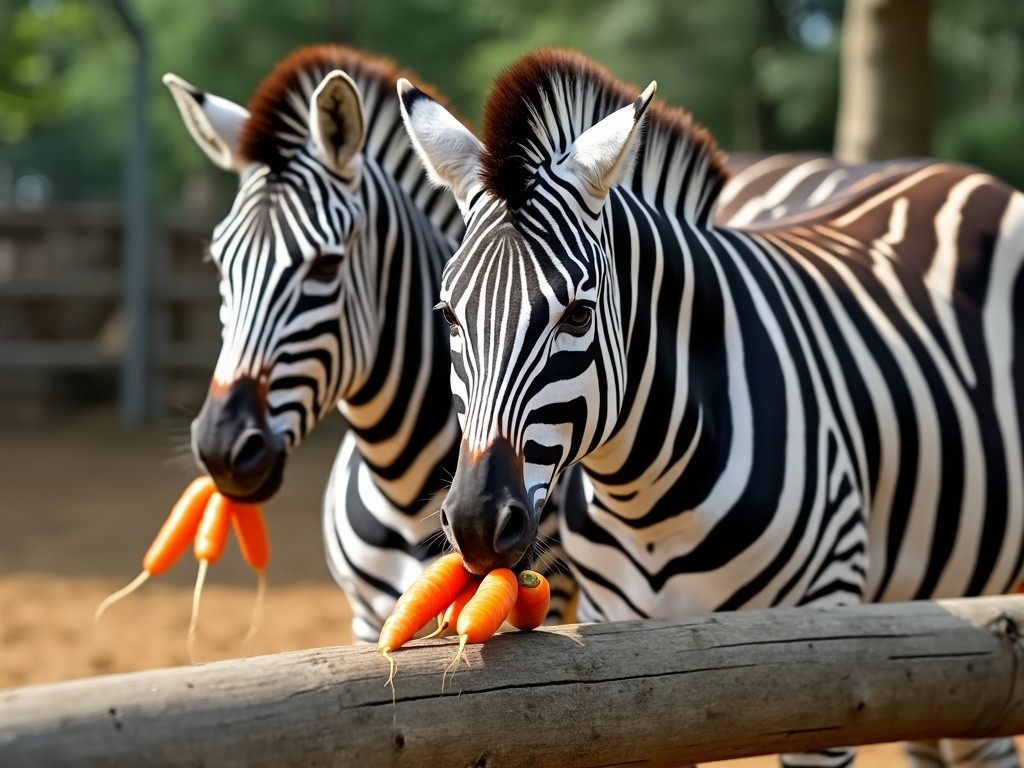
[717, 151, 941, 227]
[163, 45, 575, 643]
[398, 49, 1024, 767]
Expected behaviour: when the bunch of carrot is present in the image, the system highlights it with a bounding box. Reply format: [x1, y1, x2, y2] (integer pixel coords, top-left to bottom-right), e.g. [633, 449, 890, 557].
[94, 476, 270, 660]
[378, 553, 551, 686]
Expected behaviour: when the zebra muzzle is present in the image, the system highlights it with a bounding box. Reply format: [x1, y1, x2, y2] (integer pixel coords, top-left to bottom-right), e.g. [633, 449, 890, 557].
[191, 375, 286, 503]
[440, 438, 538, 574]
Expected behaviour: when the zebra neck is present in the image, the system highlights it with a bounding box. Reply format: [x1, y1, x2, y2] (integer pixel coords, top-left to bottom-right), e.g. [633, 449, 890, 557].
[583, 193, 748, 511]
[338, 165, 460, 511]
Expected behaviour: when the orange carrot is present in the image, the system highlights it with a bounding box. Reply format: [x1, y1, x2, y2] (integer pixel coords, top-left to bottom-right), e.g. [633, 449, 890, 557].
[447, 568, 518, 679]
[188, 493, 234, 661]
[195, 493, 233, 564]
[145, 476, 217, 575]
[507, 570, 550, 631]
[94, 476, 216, 625]
[425, 579, 480, 639]
[378, 552, 472, 686]
[232, 504, 270, 571]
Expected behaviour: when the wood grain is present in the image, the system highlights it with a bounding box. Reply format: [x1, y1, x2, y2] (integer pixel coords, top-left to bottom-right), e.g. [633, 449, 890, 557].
[1, 596, 1022, 767]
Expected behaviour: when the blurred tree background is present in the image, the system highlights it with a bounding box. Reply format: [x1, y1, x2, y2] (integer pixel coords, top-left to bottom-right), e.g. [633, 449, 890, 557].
[1, 0, 1022, 214]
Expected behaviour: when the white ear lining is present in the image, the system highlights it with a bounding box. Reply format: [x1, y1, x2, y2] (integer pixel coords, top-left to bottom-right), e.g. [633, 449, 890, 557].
[163, 73, 249, 172]
[310, 70, 366, 175]
[397, 78, 483, 213]
[570, 80, 657, 198]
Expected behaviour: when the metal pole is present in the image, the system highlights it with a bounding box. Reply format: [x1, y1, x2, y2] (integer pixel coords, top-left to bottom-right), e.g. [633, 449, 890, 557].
[111, 0, 150, 425]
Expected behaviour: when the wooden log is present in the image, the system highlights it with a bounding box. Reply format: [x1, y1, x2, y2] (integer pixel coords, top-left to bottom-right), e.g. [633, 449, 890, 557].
[1, 596, 1023, 768]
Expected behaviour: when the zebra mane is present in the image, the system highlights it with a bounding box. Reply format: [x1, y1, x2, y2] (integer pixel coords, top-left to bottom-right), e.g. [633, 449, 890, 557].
[240, 44, 447, 174]
[481, 49, 730, 225]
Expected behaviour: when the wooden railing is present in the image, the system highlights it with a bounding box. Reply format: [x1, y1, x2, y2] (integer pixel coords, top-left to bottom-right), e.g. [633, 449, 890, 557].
[1, 596, 1023, 767]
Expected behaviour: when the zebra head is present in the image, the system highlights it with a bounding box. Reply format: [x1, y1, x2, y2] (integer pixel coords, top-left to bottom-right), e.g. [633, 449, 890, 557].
[399, 59, 656, 572]
[166, 50, 382, 502]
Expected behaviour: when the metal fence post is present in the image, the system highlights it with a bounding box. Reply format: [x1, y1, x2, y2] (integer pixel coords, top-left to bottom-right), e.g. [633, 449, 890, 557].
[111, 0, 151, 425]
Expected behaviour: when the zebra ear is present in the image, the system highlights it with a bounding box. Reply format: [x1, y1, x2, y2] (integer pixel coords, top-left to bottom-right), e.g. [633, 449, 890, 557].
[397, 78, 482, 214]
[310, 70, 366, 175]
[569, 81, 657, 199]
[163, 73, 250, 172]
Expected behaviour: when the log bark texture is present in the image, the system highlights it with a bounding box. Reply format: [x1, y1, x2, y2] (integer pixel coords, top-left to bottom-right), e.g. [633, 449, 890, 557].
[1, 597, 1023, 767]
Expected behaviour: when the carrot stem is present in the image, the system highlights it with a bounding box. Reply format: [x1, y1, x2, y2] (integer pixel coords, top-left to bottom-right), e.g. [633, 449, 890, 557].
[508, 570, 551, 631]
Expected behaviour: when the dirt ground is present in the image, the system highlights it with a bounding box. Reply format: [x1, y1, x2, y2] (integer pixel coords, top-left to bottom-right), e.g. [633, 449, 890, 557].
[0, 406, 1015, 766]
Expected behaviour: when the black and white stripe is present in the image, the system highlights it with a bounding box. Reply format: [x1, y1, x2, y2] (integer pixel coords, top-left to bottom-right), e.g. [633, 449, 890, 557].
[400, 49, 1024, 768]
[169, 46, 577, 643]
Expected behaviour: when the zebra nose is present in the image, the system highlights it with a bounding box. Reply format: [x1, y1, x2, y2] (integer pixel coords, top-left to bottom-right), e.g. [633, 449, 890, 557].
[493, 501, 530, 555]
[191, 375, 286, 503]
[230, 428, 272, 476]
[441, 437, 538, 573]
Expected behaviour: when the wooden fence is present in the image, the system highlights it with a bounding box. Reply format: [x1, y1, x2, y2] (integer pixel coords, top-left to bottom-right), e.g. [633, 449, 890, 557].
[0, 204, 219, 418]
[1, 596, 1022, 767]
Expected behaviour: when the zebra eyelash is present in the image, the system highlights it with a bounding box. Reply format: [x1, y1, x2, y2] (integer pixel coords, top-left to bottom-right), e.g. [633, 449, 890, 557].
[557, 301, 594, 336]
[433, 301, 460, 335]
[308, 251, 345, 282]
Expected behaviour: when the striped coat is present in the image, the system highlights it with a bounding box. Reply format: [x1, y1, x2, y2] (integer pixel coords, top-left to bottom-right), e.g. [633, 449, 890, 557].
[399, 49, 1024, 768]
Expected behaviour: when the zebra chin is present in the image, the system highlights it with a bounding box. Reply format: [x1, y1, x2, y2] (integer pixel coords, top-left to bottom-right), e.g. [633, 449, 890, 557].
[190, 375, 288, 504]
[440, 438, 540, 575]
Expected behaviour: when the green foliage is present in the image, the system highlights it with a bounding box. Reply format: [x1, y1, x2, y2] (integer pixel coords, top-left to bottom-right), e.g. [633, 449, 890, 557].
[1, 0, 1022, 209]
[0, 0, 96, 143]
[932, 0, 1024, 188]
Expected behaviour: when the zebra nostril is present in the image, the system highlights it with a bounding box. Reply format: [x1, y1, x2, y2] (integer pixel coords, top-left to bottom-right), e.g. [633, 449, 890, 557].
[440, 508, 451, 530]
[494, 501, 530, 554]
[231, 429, 268, 472]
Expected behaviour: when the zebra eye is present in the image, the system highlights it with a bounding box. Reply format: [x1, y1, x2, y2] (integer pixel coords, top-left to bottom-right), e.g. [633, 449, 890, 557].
[434, 301, 459, 336]
[559, 303, 593, 336]
[309, 252, 343, 282]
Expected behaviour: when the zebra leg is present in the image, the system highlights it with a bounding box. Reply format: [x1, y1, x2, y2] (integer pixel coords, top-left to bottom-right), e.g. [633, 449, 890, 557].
[937, 738, 1020, 768]
[322, 437, 386, 643]
[780, 486, 867, 768]
[322, 433, 445, 644]
[903, 740, 944, 767]
[779, 748, 854, 768]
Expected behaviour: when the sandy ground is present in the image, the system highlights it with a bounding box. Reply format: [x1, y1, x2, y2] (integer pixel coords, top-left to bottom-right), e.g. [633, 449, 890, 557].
[0, 406, 1015, 766]
[1, 407, 356, 684]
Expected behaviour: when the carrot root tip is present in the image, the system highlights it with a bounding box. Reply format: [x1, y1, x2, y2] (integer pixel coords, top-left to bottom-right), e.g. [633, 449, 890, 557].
[443, 634, 469, 690]
[242, 569, 267, 647]
[422, 613, 448, 640]
[93, 571, 150, 629]
[381, 646, 399, 695]
[187, 559, 210, 665]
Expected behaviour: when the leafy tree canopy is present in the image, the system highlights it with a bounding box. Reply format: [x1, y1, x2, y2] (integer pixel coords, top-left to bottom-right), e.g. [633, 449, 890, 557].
[1, 0, 1021, 210]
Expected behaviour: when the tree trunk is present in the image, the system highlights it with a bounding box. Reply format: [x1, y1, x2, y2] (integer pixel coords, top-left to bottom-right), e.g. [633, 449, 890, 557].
[835, 0, 932, 162]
